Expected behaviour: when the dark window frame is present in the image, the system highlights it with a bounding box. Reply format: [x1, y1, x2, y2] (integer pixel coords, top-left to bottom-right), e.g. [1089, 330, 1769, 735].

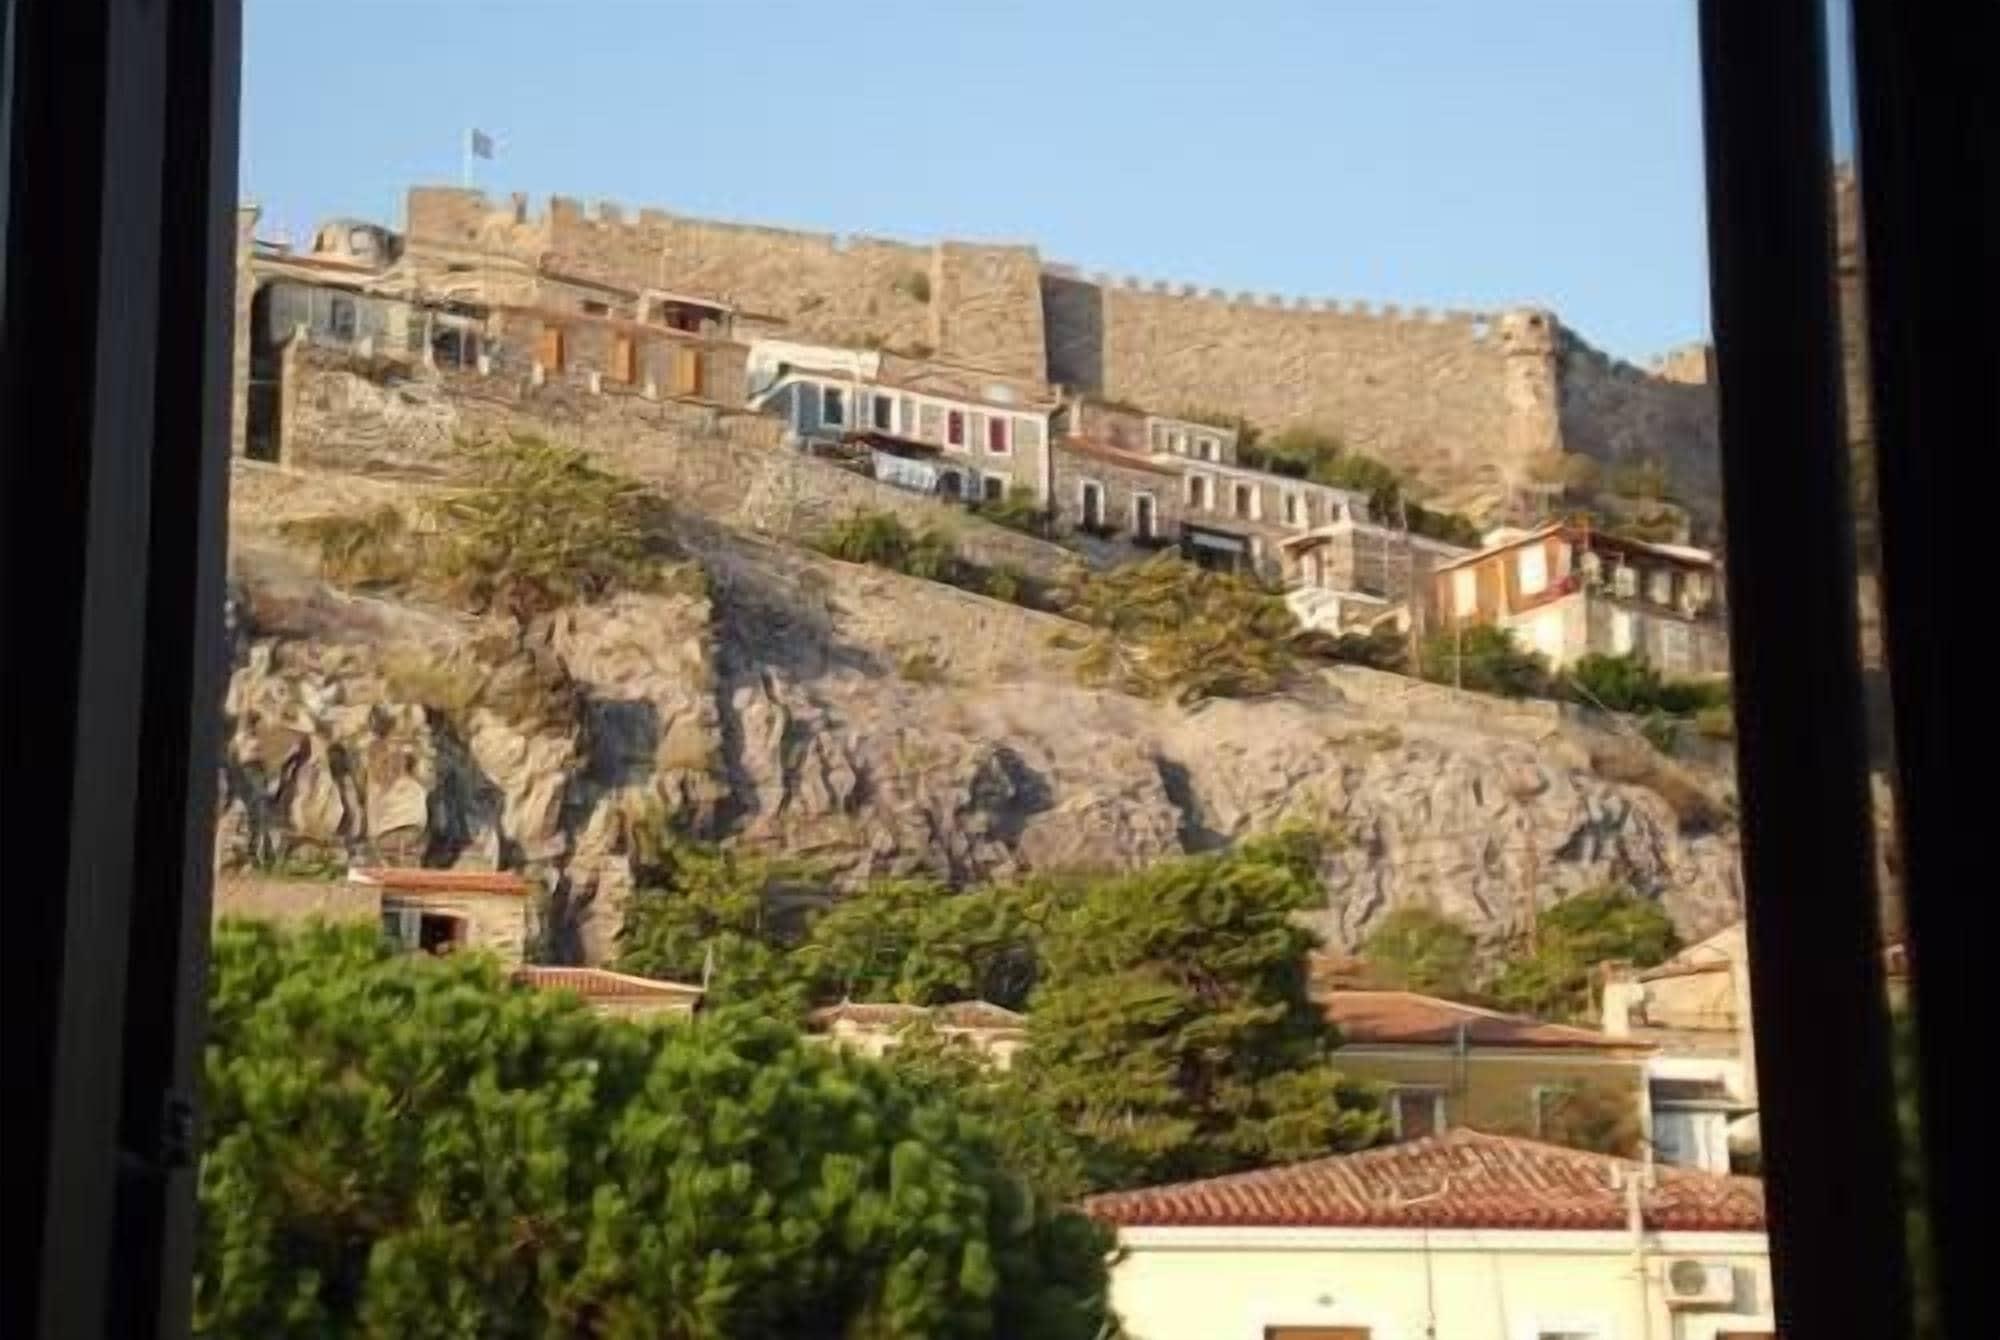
[5, 2, 1981, 1337]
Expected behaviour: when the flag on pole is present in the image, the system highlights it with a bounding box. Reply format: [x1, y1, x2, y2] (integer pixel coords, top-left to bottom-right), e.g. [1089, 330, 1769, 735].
[468, 128, 495, 161]
[700, 943, 715, 991]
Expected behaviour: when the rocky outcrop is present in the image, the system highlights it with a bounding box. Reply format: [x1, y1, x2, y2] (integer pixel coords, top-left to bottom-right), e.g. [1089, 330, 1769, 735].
[218, 527, 1744, 963]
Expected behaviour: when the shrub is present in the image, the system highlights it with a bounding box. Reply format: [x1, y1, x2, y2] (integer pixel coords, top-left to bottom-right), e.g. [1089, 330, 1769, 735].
[1418, 624, 1551, 697]
[277, 505, 419, 589]
[898, 650, 948, 684]
[892, 268, 932, 303]
[379, 646, 486, 728]
[984, 563, 1025, 604]
[815, 508, 922, 567]
[1296, 624, 1407, 672]
[1694, 703, 1736, 740]
[971, 484, 1049, 538]
[429, 433, 661, 617]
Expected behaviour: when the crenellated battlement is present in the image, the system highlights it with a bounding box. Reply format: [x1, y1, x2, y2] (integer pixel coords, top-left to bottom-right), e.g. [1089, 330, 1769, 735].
[1051, 265, 1498, 334]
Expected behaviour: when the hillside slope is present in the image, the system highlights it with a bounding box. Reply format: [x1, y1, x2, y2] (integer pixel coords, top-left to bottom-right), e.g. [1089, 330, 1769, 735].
[221, 490, 1743, 963]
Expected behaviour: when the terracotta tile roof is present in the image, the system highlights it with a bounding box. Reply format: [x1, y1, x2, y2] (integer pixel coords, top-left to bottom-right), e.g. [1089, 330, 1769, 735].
[348, 867, 532, 896]
[513, 966, 704, 1000]
[1085, 1129, 1765, 1232]
[1323, 990, 1649, 1052]
[809, 999, 1026, 1031]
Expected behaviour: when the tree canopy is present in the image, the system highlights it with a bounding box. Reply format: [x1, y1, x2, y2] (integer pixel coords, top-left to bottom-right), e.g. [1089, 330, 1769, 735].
[197, 921, 1113, 1339]
[1058, 553, 1299, 703]
[1359, 905, 1480, 999]
[1016, 833, 1387, 1189]
[1486, 885, 1680, 1021]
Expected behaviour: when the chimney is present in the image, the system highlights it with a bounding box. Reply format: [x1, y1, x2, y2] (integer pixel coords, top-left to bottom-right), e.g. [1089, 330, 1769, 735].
[1599, 961, 1642, 1038]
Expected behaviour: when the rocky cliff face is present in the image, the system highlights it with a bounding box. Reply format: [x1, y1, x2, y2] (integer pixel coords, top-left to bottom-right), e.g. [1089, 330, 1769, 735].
[218, 519, 1744, 963]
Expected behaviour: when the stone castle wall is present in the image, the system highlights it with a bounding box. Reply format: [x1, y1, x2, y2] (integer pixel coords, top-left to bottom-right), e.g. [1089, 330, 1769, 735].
[395, 187, 1717, 520]
[1044, 271, 1528, 499]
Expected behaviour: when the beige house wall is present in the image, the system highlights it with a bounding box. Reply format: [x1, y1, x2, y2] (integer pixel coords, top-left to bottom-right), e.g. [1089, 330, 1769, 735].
[1333, 1048, 1650, 1141]
[383, 890, 529, 966]
[212, 876, 378, 928]
[1105, 1228, 1773, 1340]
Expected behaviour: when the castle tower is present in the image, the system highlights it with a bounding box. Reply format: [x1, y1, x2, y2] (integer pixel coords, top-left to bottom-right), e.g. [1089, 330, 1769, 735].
[1497, 306, 1563, 469]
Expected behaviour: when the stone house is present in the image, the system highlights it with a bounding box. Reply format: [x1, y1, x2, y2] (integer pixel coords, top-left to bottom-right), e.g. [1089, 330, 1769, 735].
[512, 966, 704, 1021]
[351, 867, 535, 967]
[1431, 521, 1730, 675]
[1057, 398, 1241, 464]
[1087, 1129, 1774, 1340]
[1279, 518, 1475, 633]
[1321, 990, 1656, 1148]
[745, 339, 1057, 504]
[805, 1000, 1029, 1069]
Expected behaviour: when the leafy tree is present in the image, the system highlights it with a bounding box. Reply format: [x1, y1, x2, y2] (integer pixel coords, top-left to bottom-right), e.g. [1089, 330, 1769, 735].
[1417, 623, 1552, 697]
[197, 922, 1112, 1338]
[1360, 905, 1480, 999]
[1485, 885, 1680, 1021]
[1059, 553, 1298, 703]
[1017, 842, 1387, 1190]
[793, 879, 1039, 1009]
[1403, 501, 1484, 547]
[879, 1024, 1094, 1206]
[616, 838, 815, 1015]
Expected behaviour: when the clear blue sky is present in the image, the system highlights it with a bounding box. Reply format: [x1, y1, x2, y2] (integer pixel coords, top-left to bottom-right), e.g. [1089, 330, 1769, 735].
[241, 1, 1853, 361]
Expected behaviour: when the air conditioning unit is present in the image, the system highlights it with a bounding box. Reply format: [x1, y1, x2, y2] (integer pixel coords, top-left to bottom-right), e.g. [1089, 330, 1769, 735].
[1662, 1258, 1736, 1308]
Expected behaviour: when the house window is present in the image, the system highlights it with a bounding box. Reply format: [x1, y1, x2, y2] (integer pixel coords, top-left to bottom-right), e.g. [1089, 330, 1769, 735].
[581, 299, 610, 316]
[1014, 417, 1043, 451]
[1150, 423, 1166, 452]
[1169, 430, 1186, 455]
[946, 409, 965, 447]
[982, 474, 1006, 503]
[919, 402, 945, 442]
[537, 324, 566, 372]
[1518, 543, 1549, 595]
[1199, 436, 1218, 461]
[1453, 567, 1479, 617]
[1133, 493, 1156, 539]
[1188, 475, 1209, 510]
[822, 386, 846, 427]
[1080, 480, 1104, 529]
[1390, 1087, 1445, 1140]
[987, 415, 1009, 454]
[1648, 567, 1675, 605]
[1614, 564, 1638, 598]
[872, 394, 894, 431]
[938, 469, 963, 499]
[382, 906, 466, 956]
[1234, 484, 1253, 519]
[611, 334, 637, 383]
[328, 295, 356, 340]
[1283, 492, 1301, 527]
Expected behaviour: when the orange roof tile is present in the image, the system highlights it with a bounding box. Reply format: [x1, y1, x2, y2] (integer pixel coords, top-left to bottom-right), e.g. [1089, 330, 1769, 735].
[349, 867, 532, 896]
[1323, 990, 1649, 1052]
[513, 966, 703, 1000]
[1085, 1129, 1765, 1232]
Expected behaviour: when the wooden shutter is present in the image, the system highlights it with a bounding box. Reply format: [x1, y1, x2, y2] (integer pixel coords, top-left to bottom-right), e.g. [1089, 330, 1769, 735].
[670, 346, 702, 397]
[612, 334, 636, 383]
[537, 324, 565, 371]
